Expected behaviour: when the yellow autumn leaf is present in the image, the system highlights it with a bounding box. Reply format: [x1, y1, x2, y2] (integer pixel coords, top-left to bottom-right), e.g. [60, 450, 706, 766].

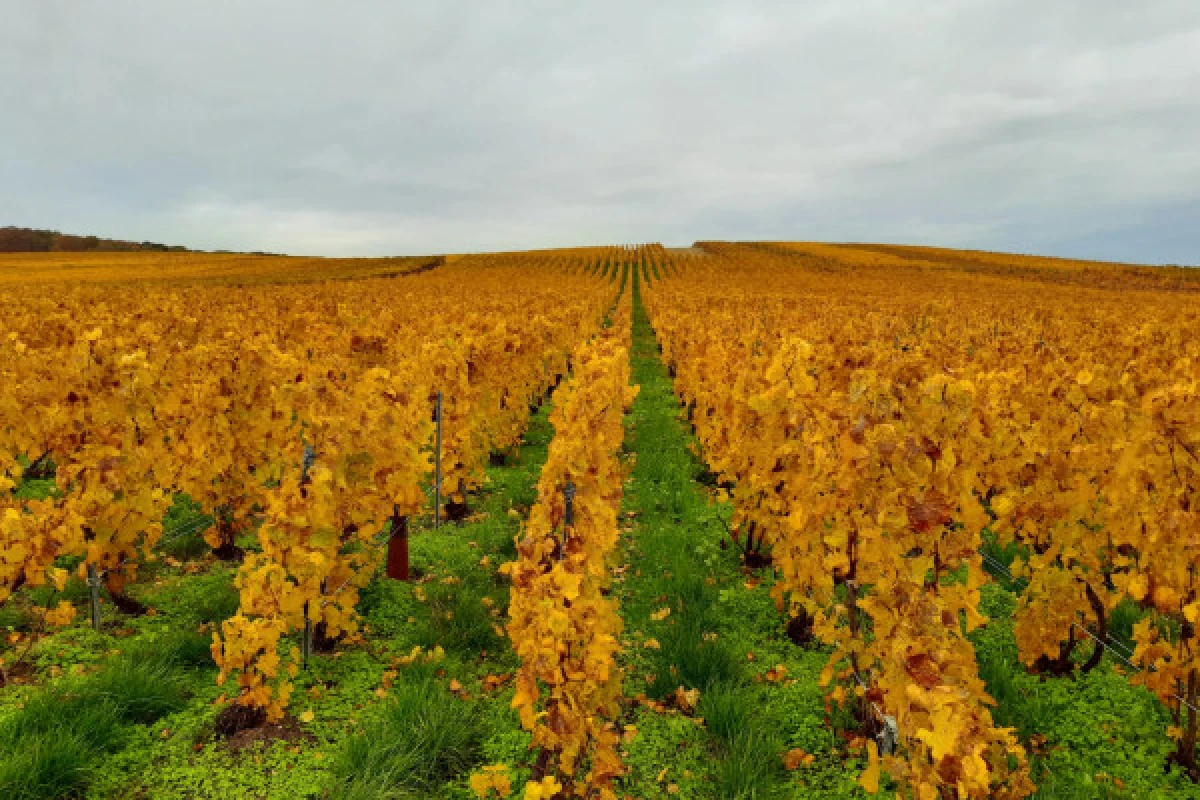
[859, 741, 881, 793]
[991, 493, 1015, 517]
[782, 748, 815, 770]
[523, 776, 562, 800]
[43, 601, 76, 627]
[49, 568, 69, 591]
[469, 765, 512, 798]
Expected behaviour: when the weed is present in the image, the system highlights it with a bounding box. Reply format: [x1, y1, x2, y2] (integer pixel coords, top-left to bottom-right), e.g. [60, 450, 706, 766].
[0, 728, 96, 800]
[0, 629, 198, 799]
[699, 684, 757, 743]
[649, 612, 742, 698]
[329, 678, 485, 797]
[714, 729, 787, 799]
[417, 582, 504, 656]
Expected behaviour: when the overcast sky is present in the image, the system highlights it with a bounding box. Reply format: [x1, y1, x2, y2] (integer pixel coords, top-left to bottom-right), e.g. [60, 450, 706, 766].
[2, 1, 1198, 263]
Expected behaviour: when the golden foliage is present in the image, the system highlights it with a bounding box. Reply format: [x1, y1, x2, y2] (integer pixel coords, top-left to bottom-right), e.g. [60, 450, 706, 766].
[505, 285, 636, 799]
[0, 248, 625, 719]
[642, 241, 1199, 796]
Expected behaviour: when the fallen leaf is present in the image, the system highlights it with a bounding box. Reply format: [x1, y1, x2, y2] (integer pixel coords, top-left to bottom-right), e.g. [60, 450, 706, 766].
[674, 686, 700, 713]
[782, 748, 815, 770]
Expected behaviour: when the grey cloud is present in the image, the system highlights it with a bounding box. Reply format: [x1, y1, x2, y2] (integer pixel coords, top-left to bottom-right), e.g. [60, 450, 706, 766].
[1, 0, 1198, 262]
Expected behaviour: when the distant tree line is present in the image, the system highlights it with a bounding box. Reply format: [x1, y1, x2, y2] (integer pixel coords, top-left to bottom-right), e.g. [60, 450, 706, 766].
[0, 226, 190, 253]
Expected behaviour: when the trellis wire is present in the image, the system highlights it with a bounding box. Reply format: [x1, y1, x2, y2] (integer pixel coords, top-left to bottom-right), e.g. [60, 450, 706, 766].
[156, 514, 213, 547]
[979, 548, 1200, 716]
[76, 513, 215, 631]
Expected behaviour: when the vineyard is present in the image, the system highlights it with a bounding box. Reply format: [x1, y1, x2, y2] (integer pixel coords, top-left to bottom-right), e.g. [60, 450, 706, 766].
[0, 243, 1197, 799]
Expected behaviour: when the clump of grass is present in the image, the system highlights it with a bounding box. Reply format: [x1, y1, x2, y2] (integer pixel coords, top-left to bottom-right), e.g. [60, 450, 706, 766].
[76, 660, 190, 725]
[714, 729, 787, 799]
[27, 575, 91, 610]
[329, 677, 485, 798]
[975, 632, 1039, 736]
[699, 684, 756, 742]
[0, 631, 200, 799]
[418, 582, 504, 656]
[697, 686, 787, 798]
[649, 614, 742, 698]
[980, 531, 1028, 592]
[0, 690, 124, 753]
[13, 479, 57, 502]
[1106, 598, 1142, 655]
[159, 527, 212, 561]
[645, 568, 741, 698]
[132, 629, 215, 669]
[0, 691, 125, 800]
[0, 728, 96, 800]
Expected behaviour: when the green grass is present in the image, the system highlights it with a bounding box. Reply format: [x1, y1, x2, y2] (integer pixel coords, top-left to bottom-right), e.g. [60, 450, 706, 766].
[0, 726, 98, 800]
[646, 602, 743, 698]
[327, 677, 485, 798]
[25, 571, 91, 610]
[699, 684, 758, 742]
[415, 579, 506, 656]
[615, 270, 852, 799]
[0, 602, 33, 633]
[714, 729, 788, 800]
[13, 479, 57, 502]
[0, 631, 206, 799]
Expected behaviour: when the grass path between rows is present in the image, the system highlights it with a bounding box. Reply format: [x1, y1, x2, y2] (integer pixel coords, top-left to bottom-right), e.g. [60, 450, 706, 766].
[612, 271, 870, 799]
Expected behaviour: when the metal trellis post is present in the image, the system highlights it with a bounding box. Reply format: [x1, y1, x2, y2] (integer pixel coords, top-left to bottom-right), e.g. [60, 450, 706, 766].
[87, 564, 102, 631]
[302, 600, 313, 669]
[561, 481, 576, 560]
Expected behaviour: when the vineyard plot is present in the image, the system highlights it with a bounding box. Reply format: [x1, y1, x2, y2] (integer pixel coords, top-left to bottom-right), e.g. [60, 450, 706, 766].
[643, 242, 1200, 799]
[0, 243, 1197, 800]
